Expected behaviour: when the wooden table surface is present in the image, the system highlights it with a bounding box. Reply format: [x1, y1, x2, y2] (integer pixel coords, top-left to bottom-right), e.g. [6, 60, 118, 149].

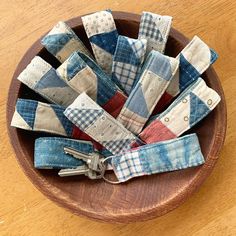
[0, 0, 235, 235]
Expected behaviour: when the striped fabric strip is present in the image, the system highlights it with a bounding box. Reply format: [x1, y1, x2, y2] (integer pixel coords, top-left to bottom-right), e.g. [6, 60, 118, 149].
[153, 36, 218, 113]
[111, 35, 147, 94]
[117, 51, 179, 135]
[138, 12, 172, 55]
[112, 134, 205, 182]
[81, 10, 118, 74]
[140, 78, 221, 144]
[64, 93, 144, 155]
[56, 51, 127, 117]
[41, 21, 92, 63]
[17, 56, 79, 107]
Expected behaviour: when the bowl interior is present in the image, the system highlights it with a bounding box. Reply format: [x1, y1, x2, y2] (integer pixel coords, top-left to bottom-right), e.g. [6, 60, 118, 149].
[7, 12, 226, 223]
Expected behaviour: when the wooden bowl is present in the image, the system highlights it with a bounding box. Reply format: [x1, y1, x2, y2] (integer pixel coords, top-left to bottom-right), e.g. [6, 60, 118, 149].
[6, 12, 227, 223]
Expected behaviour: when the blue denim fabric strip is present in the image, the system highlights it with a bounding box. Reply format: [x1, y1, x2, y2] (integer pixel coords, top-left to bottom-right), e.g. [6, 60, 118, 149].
[111, 36, 147, 94]
[41, 21, 92, 63]
[34, 137, 94, 169]
[112, 134, 205, 182]
[11, 99, 74, 137]
[64, 93, 144, 155]
[117, 51, 179, 134]
[81, 10, 118, 74]
[17, 56, 79, 107]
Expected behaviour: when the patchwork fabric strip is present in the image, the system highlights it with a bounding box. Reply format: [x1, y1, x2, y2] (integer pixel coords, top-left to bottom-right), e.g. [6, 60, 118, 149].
[64, 93, 144, 155]
[154, 36, 218, 113]
[82, 10, 118, 74]
[112, 134, 205, 182]
[17, 56, 79, 107]
[41, 21, 92, 63]
[10, 99, 98, 142]
[140, 78, 221, 144]
[34, 137, 94, 169]
[111, 35, 147, 94]
[117, 50, 179, 135]
[138, 12, 172, 55]
[56, 51, 127, 117]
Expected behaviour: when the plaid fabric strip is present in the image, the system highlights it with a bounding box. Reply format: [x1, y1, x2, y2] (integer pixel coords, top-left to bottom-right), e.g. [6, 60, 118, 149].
[34, 137, 94, 169]
[140, 78, 221, 144]
[82, 10, 118, 74]
[111, 36, 147, 94]
[112, 134, 205, 182]
[41, 21, 92, 63]
[64, 93, 143, 155]
[153, 36, 218, 113]
[138, 12, 172, 55]
[117, 51, 179, 134]
[17, 56, 79, 107]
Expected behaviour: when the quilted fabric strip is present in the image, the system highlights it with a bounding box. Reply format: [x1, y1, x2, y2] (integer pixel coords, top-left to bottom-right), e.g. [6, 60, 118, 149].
[17, 56, 79, 107]
[112, 134, 205, 182]
[117, 50, 179, 134]
[111, 35, 147, 94]
[41, 21, 92, 63]
[140, 78, 221, 143]
[138, 12, 172, 55]
[64, 93, 144, 155]
[153, 36, 218, 113]
[81, 10, 118, 74]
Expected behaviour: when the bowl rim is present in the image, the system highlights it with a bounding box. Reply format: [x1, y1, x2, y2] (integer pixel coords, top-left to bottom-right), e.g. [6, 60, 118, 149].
[6, 11, 227, 223]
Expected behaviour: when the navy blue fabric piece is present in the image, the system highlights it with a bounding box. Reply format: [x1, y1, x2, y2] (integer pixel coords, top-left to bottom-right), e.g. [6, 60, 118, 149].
[16, 99, 38, 129]
[89, 30, 118, 55]
[210, 48, 218, 64]
[34, 68, 67, 89]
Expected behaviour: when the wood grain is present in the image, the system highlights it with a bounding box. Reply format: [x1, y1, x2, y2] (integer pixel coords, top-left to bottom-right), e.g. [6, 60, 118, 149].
[0, 0, 235, 234]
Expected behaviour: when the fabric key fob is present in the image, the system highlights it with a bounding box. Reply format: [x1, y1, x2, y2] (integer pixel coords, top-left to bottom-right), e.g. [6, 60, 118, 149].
[64, 93, 144, 155]
[41, 21, 92, 63]
[111, 35, 147, 95]
[17, 56, 79, 107]
[111, 134, 205, 183]
[82, 10, 119, 74]
[140, 78, 221, 143]
[138, 12, 172, 55]
[117, 50, 179, 134]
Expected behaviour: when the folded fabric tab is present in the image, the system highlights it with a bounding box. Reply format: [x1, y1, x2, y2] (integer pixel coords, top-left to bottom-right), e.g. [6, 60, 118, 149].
[82, 10, 118, 74]
[34, 137, 94, 169]
[140, 78, 221, 143]
[112, 134, 205, 182]
[111, 35, 147, 94]
[64, 93, 144, 155]
[41, 21, 92, 63]
[56, 51, 127, 117]
[154, 36, 218, 113]
[117, 51, 179, 134]
[17, 56, 79, 107]
[138, 12, 172, 55]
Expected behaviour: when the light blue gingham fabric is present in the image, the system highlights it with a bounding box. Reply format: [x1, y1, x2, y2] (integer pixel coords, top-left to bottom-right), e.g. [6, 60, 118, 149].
[17, 56, 79, 107]
[111, 35, 147, 94]
[117, 50, 179, 134]
[112, 134, 205, 182]
[41, 21, 92, 63]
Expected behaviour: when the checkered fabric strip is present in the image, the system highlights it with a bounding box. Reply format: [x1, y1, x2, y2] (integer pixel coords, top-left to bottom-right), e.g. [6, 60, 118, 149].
[17, 56, 79, 107]
[112, 133, 205, 182]
[140, 78, 221, 144]
[82, 10, 118, 74]
[117, 51, 179, 134]
[112, 36, 147, 95]
[41, 21, 92, 63]
[64, 93, 142, 155]
[138, 12, 172, 54]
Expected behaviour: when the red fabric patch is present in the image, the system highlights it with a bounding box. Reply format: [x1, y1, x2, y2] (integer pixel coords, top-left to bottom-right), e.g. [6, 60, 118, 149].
[152, 91, 173, 115]
[139, 120, 177, 144]
[102, 91, 127, 118]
